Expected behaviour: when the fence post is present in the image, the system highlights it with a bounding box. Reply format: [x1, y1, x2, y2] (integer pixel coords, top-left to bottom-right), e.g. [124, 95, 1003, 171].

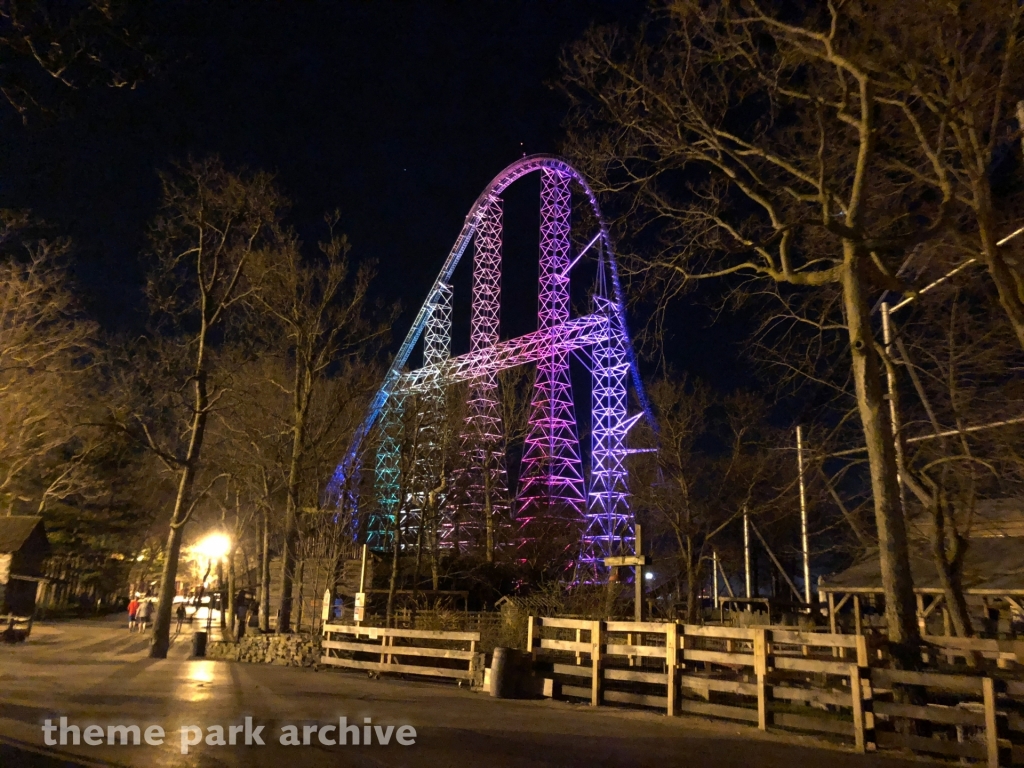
[591, 620, 603, 707]
[850, 665, 865, 753]
[754, 628, 772, 730]
[855, 634, 869, 668]
[527, 616, 536, 658]
[666, 622, 678, 717]
[983, 677, 1011, 768]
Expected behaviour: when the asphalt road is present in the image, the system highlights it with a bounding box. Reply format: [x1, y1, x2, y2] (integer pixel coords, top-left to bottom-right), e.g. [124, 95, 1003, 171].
[0, 617, 929, 768]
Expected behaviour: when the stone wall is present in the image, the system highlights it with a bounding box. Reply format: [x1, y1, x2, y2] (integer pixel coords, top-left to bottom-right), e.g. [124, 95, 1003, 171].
[206, 633, 322, 667]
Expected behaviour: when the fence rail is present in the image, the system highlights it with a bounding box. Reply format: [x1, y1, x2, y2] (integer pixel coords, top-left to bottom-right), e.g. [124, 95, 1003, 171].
[321, 622, 484, 685]
[528, 616, 1024, 767]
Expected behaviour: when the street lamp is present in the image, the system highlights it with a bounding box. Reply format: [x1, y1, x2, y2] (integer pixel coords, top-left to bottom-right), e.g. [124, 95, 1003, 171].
[194, 532, 231, 635]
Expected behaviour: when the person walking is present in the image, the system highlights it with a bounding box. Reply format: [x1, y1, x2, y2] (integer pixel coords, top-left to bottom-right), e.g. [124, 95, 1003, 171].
[175, 602, 187, 634]
[127, 596, 139, 632]
[235, 591, 252, 639]
[136, 599, 152, 632]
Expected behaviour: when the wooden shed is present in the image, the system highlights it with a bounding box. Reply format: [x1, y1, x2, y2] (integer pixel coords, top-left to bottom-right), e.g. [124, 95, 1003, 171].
[819, 499, 1024, 636]
[0, 515, 51, 617]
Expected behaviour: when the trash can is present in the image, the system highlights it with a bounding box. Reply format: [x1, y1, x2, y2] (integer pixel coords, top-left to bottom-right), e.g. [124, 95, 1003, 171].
[191, 631, 207, 658]
[490, 647, 519, 698]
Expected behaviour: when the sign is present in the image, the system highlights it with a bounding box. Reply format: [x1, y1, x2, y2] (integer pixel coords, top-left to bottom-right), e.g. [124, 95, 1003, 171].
[354, 592, 366, 608]
[354, 606, 365, 623]
[321, 589, 332, 623]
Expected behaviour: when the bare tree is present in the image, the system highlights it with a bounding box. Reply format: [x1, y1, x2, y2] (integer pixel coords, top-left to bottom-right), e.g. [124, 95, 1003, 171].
[635, 376, 792, 622]
[0, 0, 151, 120]
[561, 1, 939, 645]
[247, 213, 384, 633]
[115, 157, 285, 658]
[869, 0, 1024, 348]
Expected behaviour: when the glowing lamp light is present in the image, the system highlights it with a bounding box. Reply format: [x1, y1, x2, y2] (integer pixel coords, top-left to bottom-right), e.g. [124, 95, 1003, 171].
[194, 532, 231, 560]
[644, 571, 654, 581]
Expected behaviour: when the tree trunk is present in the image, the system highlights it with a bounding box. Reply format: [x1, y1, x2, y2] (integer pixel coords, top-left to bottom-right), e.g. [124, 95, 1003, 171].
[975, 189, 1024, 350]
[842, 247, 919, 648]
[258, 508, 270, 632]
[386, 515, 401, 627]
[218, 559, 226, 632]
[149, 377, 208, 659]
[930, 499, 973, 638]
[294, 557, 305, 632]
[684, 539, 700, 624]
[430, 514, 439, 591]
[227, 548, 237, 638]
[278, 378, 310, 634]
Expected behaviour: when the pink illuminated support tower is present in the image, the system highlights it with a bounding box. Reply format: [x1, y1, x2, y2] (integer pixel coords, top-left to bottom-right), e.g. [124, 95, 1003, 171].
[447, 196, 509, 553]
[336, 155, 653, 581]
[516, 169, 586, 551]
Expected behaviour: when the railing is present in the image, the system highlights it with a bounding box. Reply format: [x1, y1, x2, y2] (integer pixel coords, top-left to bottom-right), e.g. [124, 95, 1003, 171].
[528, 617, 1024, 767]
[321, 623, 484, 685]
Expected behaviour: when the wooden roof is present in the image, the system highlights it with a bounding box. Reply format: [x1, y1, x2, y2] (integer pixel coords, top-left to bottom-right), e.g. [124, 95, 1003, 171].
[820, 535, 1024, 595]
[0, 515, 47, 555]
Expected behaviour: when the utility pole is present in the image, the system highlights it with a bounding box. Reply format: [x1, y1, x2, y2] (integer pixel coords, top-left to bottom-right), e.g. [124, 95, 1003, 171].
[881, 302, 907, 515]
[743, 508, 751, 600]
[796, 426, 811, 605]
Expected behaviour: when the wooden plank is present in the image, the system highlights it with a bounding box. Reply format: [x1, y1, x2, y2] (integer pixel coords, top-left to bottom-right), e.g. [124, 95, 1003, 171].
[321, 623, 479, 642]
[666, 622, 678, 717]
[871, 669, 985, 694]
[875, 731, 986, 760]
[680, 625, 755, 640]
[322, 640, 476, 660]
[603, 668, 666, 685]
[1004, 680, 1024, 698]
[536, 617, 593, 630]
[318, 656, 473, 679]
[605, 643, 667, 659]
[774, 712, 853, 737]
[983, 677, 999, 768]
[591, 619, 603, 707]
[551, 663, 592, 678]
[773, 686, 850, 708]
[605, 621, 670, 633]
[771, 630, 858, 649]
[677, 699, 759, 723]
[603, 690, 668, 709]
[539, 638, 592, 653]
[774, 657, 854, 676]
[874, 701, 986, 727]
[678, 676, 758, 696]
[682, 649, 756, 666]
[561, 684, 593, 700]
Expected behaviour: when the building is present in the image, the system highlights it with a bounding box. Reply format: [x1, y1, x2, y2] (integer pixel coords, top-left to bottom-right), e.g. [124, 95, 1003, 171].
[0, 516, 51, 617]
[819, 499, 1024, 636]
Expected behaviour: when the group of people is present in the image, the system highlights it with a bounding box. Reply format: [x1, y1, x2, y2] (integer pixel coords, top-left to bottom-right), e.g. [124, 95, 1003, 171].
[126, 596, 153, 632]
[126, 591, 256, 637]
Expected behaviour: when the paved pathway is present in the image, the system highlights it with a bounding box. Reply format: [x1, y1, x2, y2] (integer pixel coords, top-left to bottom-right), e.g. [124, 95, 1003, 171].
[0, 617, 929, 768]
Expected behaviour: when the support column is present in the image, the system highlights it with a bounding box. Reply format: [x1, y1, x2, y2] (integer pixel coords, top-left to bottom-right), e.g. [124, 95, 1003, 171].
[517, 169, 585, 553]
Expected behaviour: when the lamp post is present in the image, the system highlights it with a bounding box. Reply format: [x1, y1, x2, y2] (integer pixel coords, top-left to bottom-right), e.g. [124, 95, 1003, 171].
[194, 532, 231, 642]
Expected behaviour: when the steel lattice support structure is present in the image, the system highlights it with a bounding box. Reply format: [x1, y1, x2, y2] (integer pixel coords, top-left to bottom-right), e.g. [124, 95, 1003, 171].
[333, 155, 654, 579]
[449, 196, 509, 552]
[580, 296, 640, 582]
[516, 169, 586, 545]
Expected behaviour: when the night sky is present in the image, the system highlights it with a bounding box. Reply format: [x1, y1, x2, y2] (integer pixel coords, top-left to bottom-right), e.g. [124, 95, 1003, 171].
[0, 1, 740, 385]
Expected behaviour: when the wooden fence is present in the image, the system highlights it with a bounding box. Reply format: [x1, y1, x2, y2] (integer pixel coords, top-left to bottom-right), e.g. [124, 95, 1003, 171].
[321, 623, 484, 685]
[529, 617, 1024, 767]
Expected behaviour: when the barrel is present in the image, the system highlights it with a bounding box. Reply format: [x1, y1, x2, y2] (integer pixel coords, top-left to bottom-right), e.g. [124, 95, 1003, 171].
[490, 647, 519, 698]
